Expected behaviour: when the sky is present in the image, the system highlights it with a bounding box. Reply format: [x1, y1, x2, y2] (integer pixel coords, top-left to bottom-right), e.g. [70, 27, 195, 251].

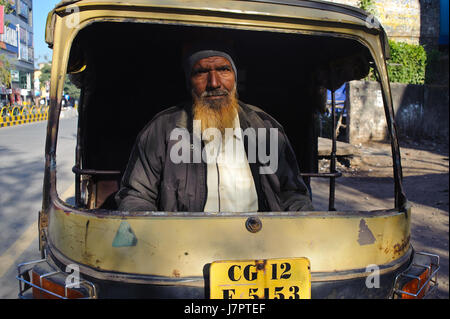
[33, 0, 61, 65]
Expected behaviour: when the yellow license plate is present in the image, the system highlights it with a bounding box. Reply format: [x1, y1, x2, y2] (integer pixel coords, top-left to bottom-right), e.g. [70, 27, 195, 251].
[210, 258, 311, 299]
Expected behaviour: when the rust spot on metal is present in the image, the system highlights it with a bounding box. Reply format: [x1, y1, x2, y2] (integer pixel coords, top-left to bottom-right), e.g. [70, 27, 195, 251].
[172, 269, 181, 278]
[256, 260, 267, 271]
[84, 220, 90, 248]
[39, 211, 48, 228]
[393, 235, 410, 255]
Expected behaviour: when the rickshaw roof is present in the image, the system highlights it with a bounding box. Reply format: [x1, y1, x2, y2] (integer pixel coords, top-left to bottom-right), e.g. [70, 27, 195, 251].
[50, 0, 389, 58]
[55, 0, 370, 15]
[53, 0, 379, 26]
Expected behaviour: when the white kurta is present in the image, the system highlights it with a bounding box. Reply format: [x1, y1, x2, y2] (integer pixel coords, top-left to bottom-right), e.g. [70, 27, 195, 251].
[202, 115, 258, 212]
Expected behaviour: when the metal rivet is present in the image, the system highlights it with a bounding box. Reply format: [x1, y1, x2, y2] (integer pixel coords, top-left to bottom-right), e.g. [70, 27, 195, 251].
[246, 217, 262, 233]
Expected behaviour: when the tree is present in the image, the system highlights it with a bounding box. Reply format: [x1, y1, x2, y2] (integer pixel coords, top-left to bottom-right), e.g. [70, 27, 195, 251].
[39, 63, 51, 85]
[39, 63, 81, 100]
[0, 0, 14, 14]
[358, 0, 377, 15]
[0, 54, 11, 88]
[1, 1, 15, 88]
[63, 77, 81, 100]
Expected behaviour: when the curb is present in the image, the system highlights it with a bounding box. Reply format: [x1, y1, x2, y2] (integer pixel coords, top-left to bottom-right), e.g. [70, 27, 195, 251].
[0, 113, 49, 128]
[1, 106, 50, 128]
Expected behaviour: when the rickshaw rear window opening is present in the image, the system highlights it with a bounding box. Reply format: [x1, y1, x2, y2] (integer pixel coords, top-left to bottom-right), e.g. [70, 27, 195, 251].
[55, 21, 398, 214]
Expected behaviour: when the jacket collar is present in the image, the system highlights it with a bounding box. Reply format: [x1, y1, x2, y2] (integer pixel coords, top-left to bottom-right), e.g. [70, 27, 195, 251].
[175, 101, 191, 130]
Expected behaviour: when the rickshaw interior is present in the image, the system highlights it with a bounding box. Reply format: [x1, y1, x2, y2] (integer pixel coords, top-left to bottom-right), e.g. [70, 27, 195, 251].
[65, 21, 373, 210]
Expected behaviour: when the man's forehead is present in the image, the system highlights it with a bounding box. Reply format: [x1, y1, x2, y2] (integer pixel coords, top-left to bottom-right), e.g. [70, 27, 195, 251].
[193, 56, 232, 68]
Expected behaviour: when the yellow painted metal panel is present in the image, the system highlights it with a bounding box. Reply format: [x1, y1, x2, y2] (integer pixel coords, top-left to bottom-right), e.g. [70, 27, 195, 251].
[52, 0, 368, 29]
[48, 208, 411, 277]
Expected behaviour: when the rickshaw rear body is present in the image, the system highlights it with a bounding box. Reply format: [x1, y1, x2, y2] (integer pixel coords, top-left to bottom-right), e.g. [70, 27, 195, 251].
[16, 0, 440, 299]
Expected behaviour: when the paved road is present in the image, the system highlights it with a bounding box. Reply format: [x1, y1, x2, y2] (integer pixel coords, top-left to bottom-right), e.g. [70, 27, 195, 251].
[0, 116, 77, 299]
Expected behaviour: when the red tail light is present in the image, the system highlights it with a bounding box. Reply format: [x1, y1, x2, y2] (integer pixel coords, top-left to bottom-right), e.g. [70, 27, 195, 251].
[400, 268, 430, 299]
[31, 270, 85, 299]
[394, 251, 440, 299]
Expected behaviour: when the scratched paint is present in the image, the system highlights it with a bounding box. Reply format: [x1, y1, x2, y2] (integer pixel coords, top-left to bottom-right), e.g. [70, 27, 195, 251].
[357, 219, 376, 245]
[112, 221, 138, 247]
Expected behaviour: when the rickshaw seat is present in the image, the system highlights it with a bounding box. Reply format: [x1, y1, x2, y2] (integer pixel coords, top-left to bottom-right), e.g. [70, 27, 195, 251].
[87, 178, 120, 210]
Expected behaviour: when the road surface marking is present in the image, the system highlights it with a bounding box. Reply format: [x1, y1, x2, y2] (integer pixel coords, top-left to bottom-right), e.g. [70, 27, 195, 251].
[0, 221, 38, 278]
[60, 183, 75, 202]
[0, 183, 75, 278]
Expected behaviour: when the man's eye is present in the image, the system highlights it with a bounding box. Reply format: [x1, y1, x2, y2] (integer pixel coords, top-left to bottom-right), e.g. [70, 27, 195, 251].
[193, 69, 208, 76]
[217, 67, 231, 72]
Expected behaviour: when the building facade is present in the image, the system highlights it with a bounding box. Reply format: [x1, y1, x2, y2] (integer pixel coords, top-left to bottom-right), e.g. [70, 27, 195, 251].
[0, 0, 34, 106]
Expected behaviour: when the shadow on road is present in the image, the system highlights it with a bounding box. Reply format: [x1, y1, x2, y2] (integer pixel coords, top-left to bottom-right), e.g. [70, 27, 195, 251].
[0, 146, 45, 254]
[311, 170, 449, 299]
[0, 145, 73, 255]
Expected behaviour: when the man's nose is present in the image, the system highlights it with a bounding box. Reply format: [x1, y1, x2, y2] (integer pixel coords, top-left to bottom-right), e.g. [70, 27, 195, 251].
[207, 71, 221, 90]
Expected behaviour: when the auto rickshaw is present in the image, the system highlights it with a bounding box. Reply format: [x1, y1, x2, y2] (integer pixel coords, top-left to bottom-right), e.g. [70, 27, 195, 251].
[17, 0, 439, 299]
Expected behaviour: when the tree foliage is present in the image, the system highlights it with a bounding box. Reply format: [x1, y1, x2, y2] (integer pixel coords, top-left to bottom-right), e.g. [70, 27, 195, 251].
[387, 40, 427, 84]
[0, 0, 14, 14]
[1, 1, 16, 88]
[0, 55, 11, 87]
[365, 40, 428, 84]
[39, 63, 52, 85]
[63, 76, 81, 100]
[39, 63, 81, 100]
[358, 0, 377, 15]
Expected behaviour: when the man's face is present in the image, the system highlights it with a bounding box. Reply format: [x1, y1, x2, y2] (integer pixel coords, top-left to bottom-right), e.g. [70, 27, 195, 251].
[190, 56, 236, 109]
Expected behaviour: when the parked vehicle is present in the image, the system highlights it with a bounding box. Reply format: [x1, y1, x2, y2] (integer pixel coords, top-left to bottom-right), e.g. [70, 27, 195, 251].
[17, 0, 439, 299]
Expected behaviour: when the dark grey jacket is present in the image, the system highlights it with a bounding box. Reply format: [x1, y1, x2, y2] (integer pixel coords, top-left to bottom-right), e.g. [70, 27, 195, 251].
[115, 101, 314, 212]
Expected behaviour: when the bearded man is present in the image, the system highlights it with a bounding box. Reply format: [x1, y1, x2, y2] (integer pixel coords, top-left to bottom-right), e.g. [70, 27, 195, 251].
[115, 45, 313, 212]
